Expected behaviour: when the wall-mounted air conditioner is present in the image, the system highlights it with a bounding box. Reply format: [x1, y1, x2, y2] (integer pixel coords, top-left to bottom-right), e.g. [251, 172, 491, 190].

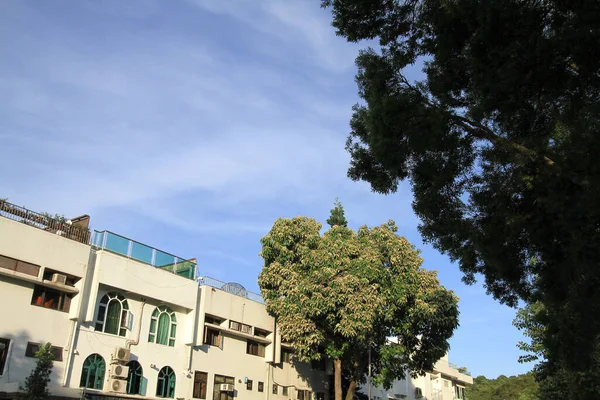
[51, 273, 67, 284]
[220, 384, 235, 392]
[109, 378, 127, 394]
[110, 364, 129, 378]
[113, 347, 130, 363]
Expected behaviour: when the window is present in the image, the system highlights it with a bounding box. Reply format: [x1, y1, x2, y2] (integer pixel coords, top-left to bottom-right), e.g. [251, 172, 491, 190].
[193, 371, 208, 399]
[213, 375, 235, 400]
[247, 340, 265, 357]
[0, 338, 9, 375]
[149, 306, 177, 347]
[80, 354, 105, 390]
[414, 388, 423, 399]
[282, 349, 293, 363]
[25, 342, 63, 361]
[229, 320, 251, 334]
[254, 328, 270, 338]
[455, 386, 465, 400]
[126, 360, 143, 395]
[157, 366, 176, 398]
[42, 268, 77, 286]
[298, 390, 312, 400]
[258, 382, 264, 393]
[205, 315, 223, 325]
[203, 327, 221, 347]
[0, 254, 40, 277]
[246, 380, 253, 390]
[444, 380, 449, 387]
[95, 292, 129, 336]
[310, 357, 326, 371]
[31, 285, 72, 312]
[273, 384, 278, 395]
[282, 387, 288, 396]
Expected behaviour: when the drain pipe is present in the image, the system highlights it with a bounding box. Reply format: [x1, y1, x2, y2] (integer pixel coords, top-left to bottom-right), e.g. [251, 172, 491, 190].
[63, 251, 97, 387]
[126, 299, 147, 349]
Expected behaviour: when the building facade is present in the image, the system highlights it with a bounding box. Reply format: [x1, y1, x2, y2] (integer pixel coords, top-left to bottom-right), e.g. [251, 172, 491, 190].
[0, 201, 471, 400]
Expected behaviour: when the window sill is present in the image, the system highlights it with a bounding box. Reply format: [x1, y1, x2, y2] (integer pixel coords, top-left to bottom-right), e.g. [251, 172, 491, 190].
[30, 303, 69, 313]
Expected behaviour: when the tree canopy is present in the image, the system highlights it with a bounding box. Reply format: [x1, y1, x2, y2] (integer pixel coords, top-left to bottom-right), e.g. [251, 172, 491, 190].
[327, 198, 348, 227]
[466, 373, 539, 400]
[258, 214, 458, 400]
[322, 0, 600, 375]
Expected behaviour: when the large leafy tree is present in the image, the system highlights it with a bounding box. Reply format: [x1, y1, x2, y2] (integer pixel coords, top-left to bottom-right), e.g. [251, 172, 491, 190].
[18, 343, 54, 400]
[258, 208, 458, 400]
[321, 0, 600, 374]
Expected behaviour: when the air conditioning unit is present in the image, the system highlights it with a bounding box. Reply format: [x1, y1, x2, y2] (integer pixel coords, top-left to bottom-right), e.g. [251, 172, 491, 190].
[113, 347, 130, 363]
[51, 273, 67, 284]
[110, 364, 129, 378]
[220, 384, 235, 392]
[241, 325, 251, 334]
[109, 378, 128, 394]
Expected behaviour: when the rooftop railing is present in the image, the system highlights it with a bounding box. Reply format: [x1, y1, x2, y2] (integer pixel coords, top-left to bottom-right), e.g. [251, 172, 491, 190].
[449, 362, 472, 376]
[198, 276, 265, 304]
[91, 230, 196, 280]
[0, 200, 90, 244]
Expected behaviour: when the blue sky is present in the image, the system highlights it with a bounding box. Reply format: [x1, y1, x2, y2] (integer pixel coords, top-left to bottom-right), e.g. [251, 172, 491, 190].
[0, 0, 533, 378]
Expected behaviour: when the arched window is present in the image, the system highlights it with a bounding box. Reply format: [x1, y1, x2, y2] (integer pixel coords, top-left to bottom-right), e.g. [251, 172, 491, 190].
[126, 360, 143, 395]
[156, 366, 175, 398]
[148, 306, 176, 347]
[80, 354, 105, 389]
[95, 292, 129, 336]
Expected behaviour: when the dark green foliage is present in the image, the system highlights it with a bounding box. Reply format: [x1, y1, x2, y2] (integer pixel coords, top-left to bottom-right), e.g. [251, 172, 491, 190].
[326, 198, 348, 227]
[467, 373, 539, 400]
[322, 0, 600, 379]
[18, 343, 54, 400]
[514, 303, 600, 399]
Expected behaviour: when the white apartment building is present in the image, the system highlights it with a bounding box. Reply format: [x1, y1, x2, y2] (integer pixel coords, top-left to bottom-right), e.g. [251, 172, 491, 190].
[362, 352, 473, 400]
[0, 201, 471, 400]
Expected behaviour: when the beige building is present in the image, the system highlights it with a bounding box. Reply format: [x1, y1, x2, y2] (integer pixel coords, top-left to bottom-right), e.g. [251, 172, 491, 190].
[0, 201, 471, 400]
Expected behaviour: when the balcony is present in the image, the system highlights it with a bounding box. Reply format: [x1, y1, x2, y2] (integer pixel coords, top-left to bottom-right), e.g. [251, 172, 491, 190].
[91, 230, 196, 280]
[0, 200, 90, 244]
[198, 276, 265, 304]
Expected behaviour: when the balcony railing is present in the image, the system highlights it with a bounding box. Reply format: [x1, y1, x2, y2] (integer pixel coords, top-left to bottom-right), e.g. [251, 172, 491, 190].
[0, 200, 90, 244]
[91, 230, 196, 280]
[198, 276, 265, 304]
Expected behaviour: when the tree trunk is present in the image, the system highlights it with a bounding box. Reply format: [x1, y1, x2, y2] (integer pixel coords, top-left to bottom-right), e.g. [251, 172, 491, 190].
[344, 379, 358, 400]
[334, 359, 343, 400]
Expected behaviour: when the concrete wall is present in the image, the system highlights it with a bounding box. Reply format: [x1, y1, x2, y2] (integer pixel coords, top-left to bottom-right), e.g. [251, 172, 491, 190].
[0, 217, 91, 398]
[72, 283, 196, 399]
[0, 217, 90, 278]
[191, 286, 330, 400]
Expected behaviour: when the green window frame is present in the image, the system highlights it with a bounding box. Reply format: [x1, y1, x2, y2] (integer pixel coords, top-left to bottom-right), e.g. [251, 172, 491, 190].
[149, 306, 177, 347]
[126, 360, 143, 395]
[156, 366, 176, 398]
[80, 354, 105, 390]
[95, 292, 129, 336]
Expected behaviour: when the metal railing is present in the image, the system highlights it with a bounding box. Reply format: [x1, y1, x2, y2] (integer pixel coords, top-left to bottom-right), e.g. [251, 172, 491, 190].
[198, 276, 265, 304]
[91, 230, 196, 280]
[0, 200, 90, 244]
[449, 362, 471, 376]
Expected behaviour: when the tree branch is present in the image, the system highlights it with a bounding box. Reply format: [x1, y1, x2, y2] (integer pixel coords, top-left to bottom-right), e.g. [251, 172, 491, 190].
[398, 75, 557, 167]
